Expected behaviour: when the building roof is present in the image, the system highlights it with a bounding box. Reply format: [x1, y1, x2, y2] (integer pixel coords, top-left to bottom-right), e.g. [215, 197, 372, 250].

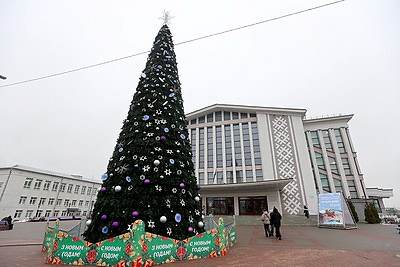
[0, 164, 101, 184]
[199, 178, 293, 193]
[186, 103, 307, 119]
[366, 187, 394, 198]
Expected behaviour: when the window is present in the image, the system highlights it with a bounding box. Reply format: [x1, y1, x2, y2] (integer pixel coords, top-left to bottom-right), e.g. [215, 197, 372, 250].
[82, 211, 87, 216]
[245, 170, 253, 182]
[43, 180, 51, 191]
[207, 113, 213, 123]
[14, 210, 23, 218]
[322, 131, 333, 151]
[45, 210, 51, 217]
[333, 178, 343, 193]
[34, 179, 42, 190]
[64, 199, 70, 207]
[29, 197, 37, 205]
[198, 172, 204, 185]
[347, 180, 358, 198]
[256, 169, 263, 181]
[67, 184, 73, 193]
[25, 210, 33, 218]
[224, 111, 231, 121]
[60, 183, 66, 192]
[216, 171, 223, 184]
[19, 196, 27, 205]
[191, 129, 197, 166]
[232, 112, 239, 120]
[315, 152, 326, 170]
[190, 119, 196, 125]
[53, 210, 59, 217]
[52, 182, 59, 192]
[87, 187, 92, 195]
[61, 210, 67, 216]
[35, 210, 43, 217]
[39, 198, 46, 206]
[48, 198, 55, 206]
[252, 123, 261, 165]
[310, 131, 320, 148]
[199, 128, 205, 169]
[23, 178, 33, 189]
[236, 170, 243, 183]
[242, 123, 252, 166]
[342, 158, 352, 175]
[335, 129, 346, 153]
[71, 200, 77, 206]
[74, 185, 80, 194]
[216, 126, 223, 168]
[198, 116, 205, 124]
[226, 171, 233, 184]
[92, 188, 96, 195]
[215, 111, 222, 122]
[78, 200, 83, 207]
[319, 173, 331, 192]
[207, 172, 214, 185]
[207, 127, 214, 168]
[225, 125, 232, 167]
[249, 113, 256, 118]
[207, 197, 234, 215]
[328, 156, 339, 174]
[239, 196, 267, 215]
[56, 199, 62, 206]
[240, 113, 248, 119]
[81, 186, 86, 194]
[85, 201, 89, 207]
[233, 124, 242, 166]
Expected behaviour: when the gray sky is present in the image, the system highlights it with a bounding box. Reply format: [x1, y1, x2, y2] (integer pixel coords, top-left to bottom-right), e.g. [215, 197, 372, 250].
[1, 0, 399, 208]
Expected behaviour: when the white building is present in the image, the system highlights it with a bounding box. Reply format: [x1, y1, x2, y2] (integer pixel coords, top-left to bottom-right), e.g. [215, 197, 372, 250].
[186, 104, 392, 217]
[0, 165, 101, 221]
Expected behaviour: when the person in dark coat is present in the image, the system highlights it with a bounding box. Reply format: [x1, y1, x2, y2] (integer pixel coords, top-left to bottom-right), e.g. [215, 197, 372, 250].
[304, 205, 310, 219]
[270, 207, 282, 240]
[7, 215, 13, 230]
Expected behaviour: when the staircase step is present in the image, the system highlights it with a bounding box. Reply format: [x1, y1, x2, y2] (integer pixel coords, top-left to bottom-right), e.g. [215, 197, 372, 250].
[205, 215, 317, 226]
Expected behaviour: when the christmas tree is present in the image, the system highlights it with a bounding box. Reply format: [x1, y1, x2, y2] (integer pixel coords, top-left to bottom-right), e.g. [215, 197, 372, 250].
[83, 22, 205, 243]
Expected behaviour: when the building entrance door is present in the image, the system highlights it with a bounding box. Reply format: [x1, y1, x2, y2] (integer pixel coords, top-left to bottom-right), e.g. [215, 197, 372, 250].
[239, 196, 268, 215]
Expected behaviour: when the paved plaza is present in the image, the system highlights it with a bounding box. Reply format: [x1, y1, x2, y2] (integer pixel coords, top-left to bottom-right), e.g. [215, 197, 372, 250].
[0, 220, 399, 266]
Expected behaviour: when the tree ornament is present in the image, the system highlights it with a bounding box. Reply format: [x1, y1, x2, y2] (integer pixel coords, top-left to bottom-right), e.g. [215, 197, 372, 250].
[101, 215, 108, 220]
[132, 211, 139, 217]
[198, 221, 204, 228]
[179, 183, 185, 189]
[126, 176, 131, 182]
[194, 196, 200, 202]
[101, 173, 108, 181]
[188, 227, 193, 232]
[144, 179, 150, 184]
[160, 216, 167, 223]
[102, 226, 109, 234]
[114, 185, 122, 192]
[175, 213, 182, 223]
[86, 220, 92, 226]
[112, 221, 120, 228]
[97, 187, 102, 192]
[101, 187, 107, 192]
[154, 160, 160, 166]
[160, 136, 167, 142]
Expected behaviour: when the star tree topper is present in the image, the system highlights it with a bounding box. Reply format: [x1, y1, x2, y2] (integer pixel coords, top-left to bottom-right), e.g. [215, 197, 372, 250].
[159, 10, 174, 25]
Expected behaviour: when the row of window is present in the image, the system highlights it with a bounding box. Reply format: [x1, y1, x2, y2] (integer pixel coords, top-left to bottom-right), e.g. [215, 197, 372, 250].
[191, 122, 261, 170]
[310, 129, 346, 153]
[23, 178, 97, 195]
[318, 172, 358, 198]
[18, 196, 94, 208]
[14, 208, 91, 219]
[314, 152, 353, 175]
[197, 169, 263, 185]
[190, 111, 257, 125]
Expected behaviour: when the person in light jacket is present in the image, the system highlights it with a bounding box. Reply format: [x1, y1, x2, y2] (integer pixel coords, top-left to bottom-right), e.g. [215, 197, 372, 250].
[261, 209, 272, 237]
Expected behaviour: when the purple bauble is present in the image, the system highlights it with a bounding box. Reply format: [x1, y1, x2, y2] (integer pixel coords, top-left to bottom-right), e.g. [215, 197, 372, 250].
[132, 211, 139, 217]
[196, 185, 201, 190]
[144, 179, 150, 184]
[188, 227, 194, 232]
[160, 136, 167, 142]
[101, 187, 107, 192]
[179, 183, 185, 189]
[112, 221, 119, 228]
[101, 215, 107, 220]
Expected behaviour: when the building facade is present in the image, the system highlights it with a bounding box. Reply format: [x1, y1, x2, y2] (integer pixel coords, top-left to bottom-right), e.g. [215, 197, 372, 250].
[187, 104, 391, 217]
[0, 165, 101, 221]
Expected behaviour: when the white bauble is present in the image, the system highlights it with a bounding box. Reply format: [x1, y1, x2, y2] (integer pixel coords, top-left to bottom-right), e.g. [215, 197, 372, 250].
[97, 187, 101, 192]
[114, 185, 122, 192]
[160, 216, 167, 223]
[198, 221, 204, 228]
[86, 220, 92, 226]
[194, 196, 200, 202]
[154, 160, 160, 166]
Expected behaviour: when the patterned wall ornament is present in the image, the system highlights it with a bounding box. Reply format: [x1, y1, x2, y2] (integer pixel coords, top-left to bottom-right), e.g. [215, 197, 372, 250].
[270, 115, 302, 215]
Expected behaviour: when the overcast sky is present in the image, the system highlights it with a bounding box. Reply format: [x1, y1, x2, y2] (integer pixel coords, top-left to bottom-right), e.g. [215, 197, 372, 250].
[1, 0, 399, 208]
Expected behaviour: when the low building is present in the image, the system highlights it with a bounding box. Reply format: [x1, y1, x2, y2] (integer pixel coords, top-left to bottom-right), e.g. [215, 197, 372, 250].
[0, 165, 101, 221]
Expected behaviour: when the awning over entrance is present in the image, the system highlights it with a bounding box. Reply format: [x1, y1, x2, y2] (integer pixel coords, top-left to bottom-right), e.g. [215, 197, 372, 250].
[199, 178, 293, 194]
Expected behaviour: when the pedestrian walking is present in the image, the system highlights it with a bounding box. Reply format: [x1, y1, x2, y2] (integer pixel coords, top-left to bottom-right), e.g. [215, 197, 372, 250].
[269, 209, 274, 237]
[260, 209, 272, 237]
[304, 205, 310, 219]
[270, 207, 282, 240]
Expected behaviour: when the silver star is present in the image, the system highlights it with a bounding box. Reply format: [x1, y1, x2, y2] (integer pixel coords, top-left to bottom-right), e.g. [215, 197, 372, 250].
[146, 122, 152, 127]
[155, 110, 162, 115]
[166, 150, 173, 154]
[172, 188, 177, 193]
[180, 199, 186, 206]
[189, 216, 194, 223]
[148, 220, 155, 228]
[166, 228, 172, 235]
[140, 175, 146, 180]
[117, 164, 129, 174]
[159, 10, 174, 25]
[155, 185, 162, 192]
[195, 209, 200, 216]
[147, 133, 154, 137]
[155, 147, 161, 152]
[140, 156, 147, 161]
[143, 165, 150, 172]
[155, 119, 161, 125]
[127, 224, 133, 232]
[147, 103, 154, 108]
[164, 169, 171, 175]
[160, 119, 167, 124]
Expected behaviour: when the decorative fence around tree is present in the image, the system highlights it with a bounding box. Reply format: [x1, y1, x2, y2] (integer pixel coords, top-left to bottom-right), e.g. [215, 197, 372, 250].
[43, 217, 236, 266]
